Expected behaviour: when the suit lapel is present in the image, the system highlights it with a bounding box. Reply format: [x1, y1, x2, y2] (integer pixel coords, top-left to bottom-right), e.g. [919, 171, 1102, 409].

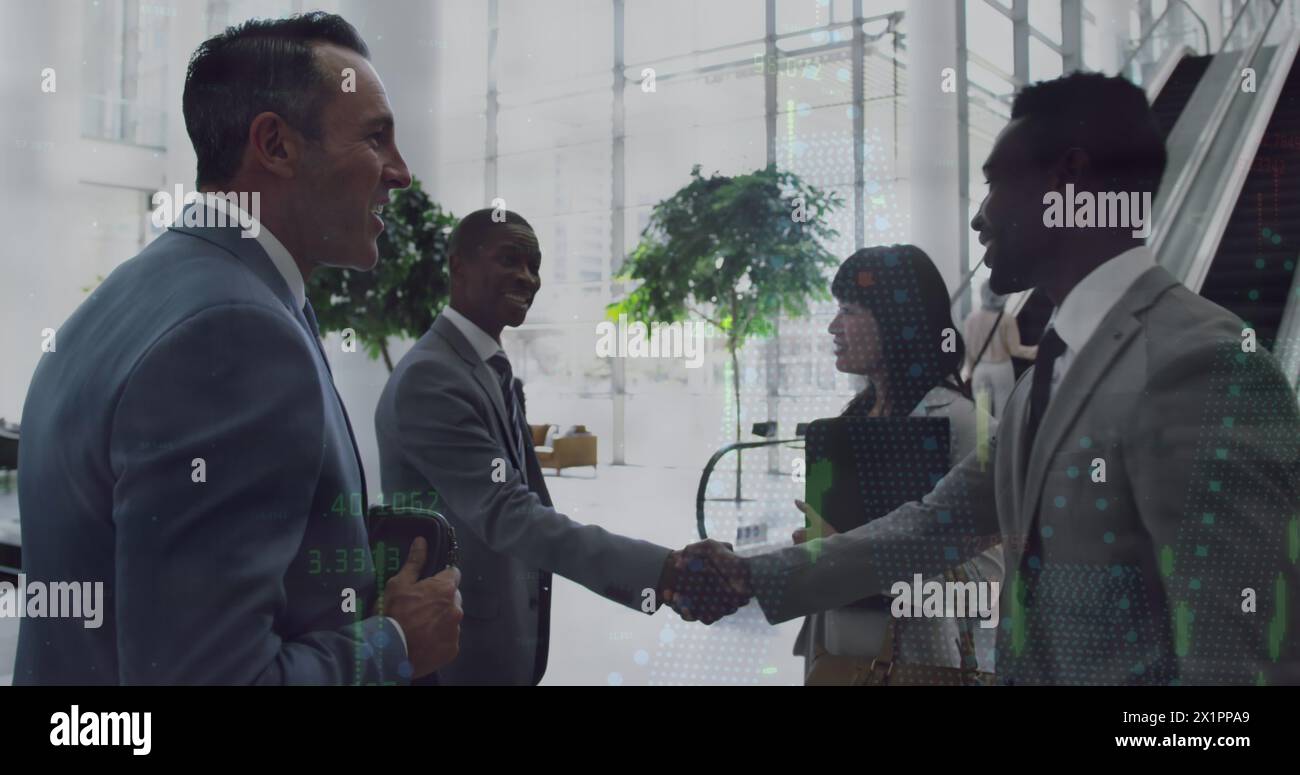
[1004, 377, 1032, 526]
[1015, 267, 1179, 542]
[431, 315, 526, 473]
[170, 217, 368, 506]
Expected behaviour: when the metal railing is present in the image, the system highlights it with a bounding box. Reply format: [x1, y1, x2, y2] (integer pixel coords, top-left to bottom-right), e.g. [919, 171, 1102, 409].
[695, 437, 802, 539]
[1120, 0, 1212, 78]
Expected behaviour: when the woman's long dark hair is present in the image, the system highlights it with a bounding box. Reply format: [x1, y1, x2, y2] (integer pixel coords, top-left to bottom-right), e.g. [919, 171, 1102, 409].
[831, 244, 969, 417]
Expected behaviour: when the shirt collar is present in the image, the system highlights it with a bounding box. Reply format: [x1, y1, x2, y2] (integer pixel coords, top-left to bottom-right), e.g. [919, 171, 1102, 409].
[1049, 244, 1155, 353]
[441, 305, 503, 363]
[913, 384, 959, 415]
[204, 199, 305, 310]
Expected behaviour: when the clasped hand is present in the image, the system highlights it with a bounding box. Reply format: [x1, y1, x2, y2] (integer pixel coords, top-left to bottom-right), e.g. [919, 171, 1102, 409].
[657, 539, 752, 624]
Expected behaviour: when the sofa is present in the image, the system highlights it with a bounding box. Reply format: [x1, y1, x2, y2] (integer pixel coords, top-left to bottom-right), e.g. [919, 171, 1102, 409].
[529, 424, 597, 475]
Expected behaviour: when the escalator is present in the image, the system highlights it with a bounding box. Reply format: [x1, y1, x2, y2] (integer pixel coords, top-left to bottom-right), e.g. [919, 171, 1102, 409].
[1004, 2, 1300, 381]
[1198, 61, 1300, 352]
[1150, 54, 1214, 138]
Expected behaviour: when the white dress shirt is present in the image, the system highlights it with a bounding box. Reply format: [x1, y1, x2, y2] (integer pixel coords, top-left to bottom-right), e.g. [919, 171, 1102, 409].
[440, 305, 504, 362]
[1044, 245, 1156, 401]
[204, 199, 305, 309]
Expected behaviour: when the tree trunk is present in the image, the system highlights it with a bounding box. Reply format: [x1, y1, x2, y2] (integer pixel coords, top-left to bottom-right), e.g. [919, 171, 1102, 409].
[380, 339, 394, 372]
[730, 339, 742, 501]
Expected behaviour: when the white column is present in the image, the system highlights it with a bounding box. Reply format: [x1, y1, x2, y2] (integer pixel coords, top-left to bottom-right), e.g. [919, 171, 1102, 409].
[906, 0, 965, 295]
[1089, 0, 1132, 75]
[0, 2, 64, 421]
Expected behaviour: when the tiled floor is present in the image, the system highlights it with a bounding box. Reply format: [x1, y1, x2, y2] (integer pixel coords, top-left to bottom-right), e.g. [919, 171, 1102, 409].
[540, 464, 804, 686]
[0, 464, 807, 685]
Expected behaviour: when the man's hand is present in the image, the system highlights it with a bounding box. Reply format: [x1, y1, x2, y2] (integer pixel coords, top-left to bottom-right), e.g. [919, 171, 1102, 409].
[658, 539, 752, 624]
[384, 537, 463, 678]
[791, 499, 837, 545]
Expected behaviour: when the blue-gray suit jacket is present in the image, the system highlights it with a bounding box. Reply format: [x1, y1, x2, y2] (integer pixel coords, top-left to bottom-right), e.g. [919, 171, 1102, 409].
[14, 220, 407, 685]
[375, 315, 670, 685]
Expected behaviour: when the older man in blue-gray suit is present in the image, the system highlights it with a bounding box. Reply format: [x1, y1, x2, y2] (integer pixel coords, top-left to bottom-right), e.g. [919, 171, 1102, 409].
[14, 13, 461, 684]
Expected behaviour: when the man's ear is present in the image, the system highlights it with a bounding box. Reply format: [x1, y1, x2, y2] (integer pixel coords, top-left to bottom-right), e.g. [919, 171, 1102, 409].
[1046, 147, 1089, 191]
[246, 111, 304, 181]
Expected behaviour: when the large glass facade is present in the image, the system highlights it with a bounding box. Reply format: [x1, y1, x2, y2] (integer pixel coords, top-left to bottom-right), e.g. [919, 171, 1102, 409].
[429, 1, 969, 469]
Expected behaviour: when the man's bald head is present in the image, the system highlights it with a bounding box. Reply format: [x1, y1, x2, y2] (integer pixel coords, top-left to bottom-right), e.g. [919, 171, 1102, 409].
[448, 208, 538, 263]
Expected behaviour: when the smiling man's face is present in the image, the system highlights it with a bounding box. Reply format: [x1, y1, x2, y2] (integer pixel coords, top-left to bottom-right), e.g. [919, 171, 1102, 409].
[971, 117, 1060, 295]
[451, 223, 542, 338]
[290, 43, 411, 273]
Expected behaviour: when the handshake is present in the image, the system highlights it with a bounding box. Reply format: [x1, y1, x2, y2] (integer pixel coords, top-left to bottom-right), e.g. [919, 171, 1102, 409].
[656, 539, 753, 624]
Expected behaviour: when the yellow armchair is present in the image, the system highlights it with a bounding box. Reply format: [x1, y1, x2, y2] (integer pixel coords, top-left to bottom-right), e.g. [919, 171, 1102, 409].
[529, 424, 597, 475]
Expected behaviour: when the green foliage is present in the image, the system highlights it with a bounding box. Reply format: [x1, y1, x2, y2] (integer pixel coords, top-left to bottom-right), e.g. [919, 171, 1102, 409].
[610, 164, 842, 349]
[611, 163, 841, 491]
[306, 178, 456, 370]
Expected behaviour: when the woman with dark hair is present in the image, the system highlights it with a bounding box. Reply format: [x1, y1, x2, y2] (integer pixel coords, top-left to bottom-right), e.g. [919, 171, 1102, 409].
[792, 244, 1003, 685]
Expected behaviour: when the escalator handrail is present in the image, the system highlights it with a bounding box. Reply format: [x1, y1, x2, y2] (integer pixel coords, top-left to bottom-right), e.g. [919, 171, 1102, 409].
[1183, 25, 1300, 294]
[1120, 0, 1212, 77]
[1151, 0, 1288, 263]
[695, 437, 801, 539]
[1142, 43, 1197, 101]
[1274, 266, 1300, 391]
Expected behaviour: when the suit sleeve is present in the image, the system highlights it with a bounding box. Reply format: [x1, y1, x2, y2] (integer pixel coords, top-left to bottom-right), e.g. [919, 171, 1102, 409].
[109, 304, 406, 685]
[746, 440, 1002, 624]
[392, 357, 670, 610]
[945, 398, 1005, 588]
[1126, 335, 1300, 685]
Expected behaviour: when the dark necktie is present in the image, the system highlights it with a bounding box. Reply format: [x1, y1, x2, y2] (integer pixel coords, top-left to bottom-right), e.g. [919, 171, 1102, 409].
[302, 299, 322, 339]
[301, 300, 333, 375]
[1026, 327, 1067, 446]
[302, 297, 365, 502]
[487, 352, 529, 484]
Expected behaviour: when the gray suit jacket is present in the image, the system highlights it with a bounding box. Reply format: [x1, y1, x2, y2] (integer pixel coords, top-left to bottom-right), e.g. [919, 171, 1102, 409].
[15, 221, 406, 685]
[375, 314, 671, 685]
[749, 266, 1300, 684]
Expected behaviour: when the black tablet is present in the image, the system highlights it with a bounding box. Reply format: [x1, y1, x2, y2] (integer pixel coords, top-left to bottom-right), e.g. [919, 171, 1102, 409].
[803, 416, 951, 534]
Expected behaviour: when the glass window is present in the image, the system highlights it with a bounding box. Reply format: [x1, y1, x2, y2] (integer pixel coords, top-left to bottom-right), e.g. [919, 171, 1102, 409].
[498, 0, 611, 95]
[966, 0, 1015, 77]
[205, 0, 295, 34]
[626, 0, 764, 64]
[81, 0, 171, 148]
[777, 0, 832, 35]
[1029, 36, 1064, 80]
[1029, 0, 1064, 45]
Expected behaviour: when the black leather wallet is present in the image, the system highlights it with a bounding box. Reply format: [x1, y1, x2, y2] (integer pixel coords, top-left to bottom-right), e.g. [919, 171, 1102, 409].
[366, 504, 459, 585]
